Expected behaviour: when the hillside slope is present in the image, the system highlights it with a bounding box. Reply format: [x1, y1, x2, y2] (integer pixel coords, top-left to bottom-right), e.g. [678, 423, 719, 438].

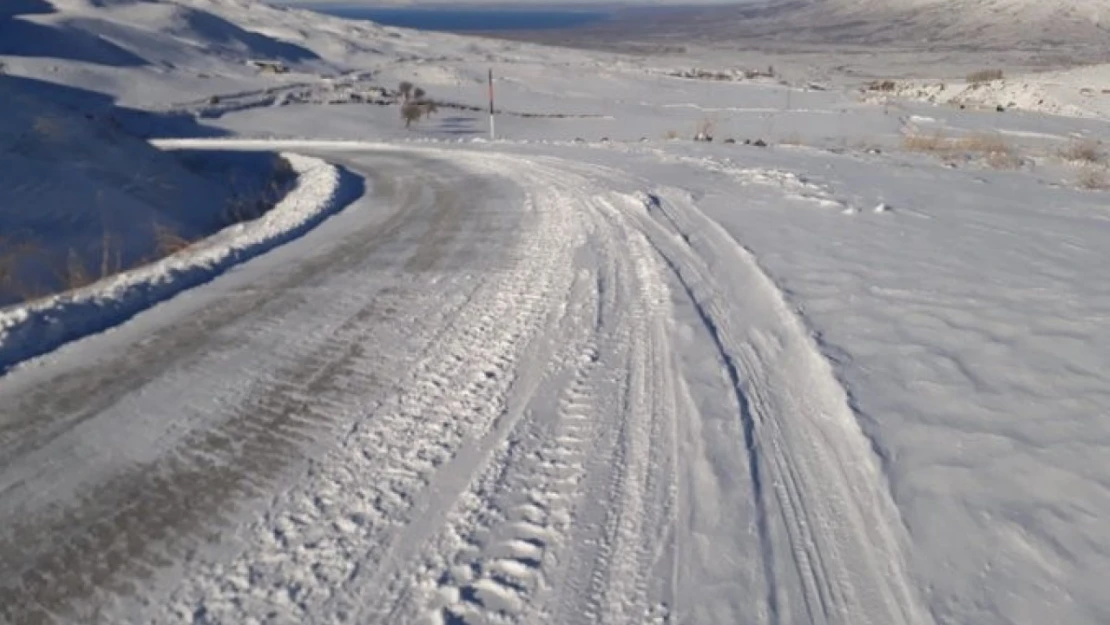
[0, 74, 235, 307]
[624, 0, 1110, 53]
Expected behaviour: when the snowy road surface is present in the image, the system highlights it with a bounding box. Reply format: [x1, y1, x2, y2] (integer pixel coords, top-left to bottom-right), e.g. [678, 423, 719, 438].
[0, 146, 929, 625]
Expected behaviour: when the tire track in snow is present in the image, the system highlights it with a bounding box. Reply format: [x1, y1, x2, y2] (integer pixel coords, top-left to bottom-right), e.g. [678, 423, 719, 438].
[422, 334, 605, 625]
[357, 163, 679, 625]
[0, 161, 477, 625]
[577, 197, 677, 625]
[135, 155, 582, 625]
[160, 250, 563, 623]
[613, 188, 933, 625]
[355, 177, 609, 625]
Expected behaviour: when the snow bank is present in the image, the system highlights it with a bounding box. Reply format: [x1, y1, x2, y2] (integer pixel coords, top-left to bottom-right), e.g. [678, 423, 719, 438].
[863, 64, 1110, 121]
[0, 152, 360, 373]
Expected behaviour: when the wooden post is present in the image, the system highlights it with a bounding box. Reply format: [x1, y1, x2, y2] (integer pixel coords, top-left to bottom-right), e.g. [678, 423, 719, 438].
[489, 68, 496, 140]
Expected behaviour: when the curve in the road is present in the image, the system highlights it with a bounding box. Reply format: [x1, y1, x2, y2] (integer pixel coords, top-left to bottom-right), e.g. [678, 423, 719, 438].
[0, 144, 931, 625]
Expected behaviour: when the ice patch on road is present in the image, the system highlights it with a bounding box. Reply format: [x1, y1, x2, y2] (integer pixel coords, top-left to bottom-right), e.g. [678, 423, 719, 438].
[0, 153, 360, 374]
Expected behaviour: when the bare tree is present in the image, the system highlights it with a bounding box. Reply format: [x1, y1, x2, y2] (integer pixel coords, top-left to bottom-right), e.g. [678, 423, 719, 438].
[401, 102, 424, 129]
[398, 81, 414, 102]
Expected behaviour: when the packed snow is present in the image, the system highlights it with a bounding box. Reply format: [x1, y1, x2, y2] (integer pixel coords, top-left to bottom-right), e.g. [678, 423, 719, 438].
[1, 1, 1108, 625]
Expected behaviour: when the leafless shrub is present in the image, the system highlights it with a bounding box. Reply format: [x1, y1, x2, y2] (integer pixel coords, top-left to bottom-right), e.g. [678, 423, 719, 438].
[99, 230, 122, 279]
[398, 81, 414, 102]
[965, 133, 1017, 168]
[56, 250, 94, 290]
[401, 102, 426, 129]
[219, 156, 295, 225]
[967, 69, 1004, 84]
[867, 79, 897, 92]
[903, 131, 1020, 169]
[31, 115, 67, 142]
[0, 238, 48, 303]
[903, 132, 952, 153]
[780, 133, 804, 146]
[1059, 138, 1104, 164]
[1078, 168, 1110, 190]
[693, 117, 716, 141]
[153, 222, 193, 257]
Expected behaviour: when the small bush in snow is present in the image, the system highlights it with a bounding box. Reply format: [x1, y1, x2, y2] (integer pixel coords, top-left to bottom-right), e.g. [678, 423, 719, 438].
[866, 79, 897, 92]
[780, 133, 804, 146]
[693, 117, 716, 142]
[153, 222, 194, 257]
[31, 115, 67, 142]
[967, 69, 1004, 84]
[57, 249, 95, 290]
[398, 81, 414, 102]
[1078, 168, 1110, 191]
[903, 131, 1020, 169]
[1059, 138, 1104, 164]
[0, 238, 47, 303]
[401, 102, 425, 128]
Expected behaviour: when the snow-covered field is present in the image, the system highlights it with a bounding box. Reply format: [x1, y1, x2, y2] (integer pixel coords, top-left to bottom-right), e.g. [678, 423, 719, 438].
[1, 1, 1109, 625]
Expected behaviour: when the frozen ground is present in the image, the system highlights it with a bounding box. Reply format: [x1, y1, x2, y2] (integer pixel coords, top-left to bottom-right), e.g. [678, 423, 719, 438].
[1, 2, 1109, 625]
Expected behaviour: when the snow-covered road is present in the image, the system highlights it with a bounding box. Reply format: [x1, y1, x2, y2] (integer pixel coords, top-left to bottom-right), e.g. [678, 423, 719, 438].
[0, 145, 929, 625]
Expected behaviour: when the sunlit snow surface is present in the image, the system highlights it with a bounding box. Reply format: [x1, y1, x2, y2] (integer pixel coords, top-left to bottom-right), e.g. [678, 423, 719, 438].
[1, 1, 1108, 625]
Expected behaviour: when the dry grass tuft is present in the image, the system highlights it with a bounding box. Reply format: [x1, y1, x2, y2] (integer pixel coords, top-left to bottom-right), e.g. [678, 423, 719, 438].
[56, 250, 95, 290]
[154, 222, 193, 257]
[967, 69, 1004, 84]
[694, 117, 716, 141]
[31, 115, 68, 142]
[780, 133, 804, 146]
[0, 238, 49, 303]
[903, 131, 1021, 169]
[866, 79, 898, 92]
[99, 231, 122, 279]
[903, 132, 949, 153]
[1059, 138, 1104, 164]
[1078, 168, 1110, 191]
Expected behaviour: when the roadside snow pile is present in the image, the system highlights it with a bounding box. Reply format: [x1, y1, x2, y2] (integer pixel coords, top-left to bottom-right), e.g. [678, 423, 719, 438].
[864, 64, 1110, 120]
[0, 74, 232, 306]
[0, 153, 357, 373]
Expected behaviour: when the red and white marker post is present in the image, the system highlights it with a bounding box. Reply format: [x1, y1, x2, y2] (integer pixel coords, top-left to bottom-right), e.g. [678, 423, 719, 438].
[488, 68, 496, 140]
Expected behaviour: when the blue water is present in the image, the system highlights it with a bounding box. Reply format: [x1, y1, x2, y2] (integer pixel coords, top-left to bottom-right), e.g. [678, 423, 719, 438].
[305, 6, 611, 32]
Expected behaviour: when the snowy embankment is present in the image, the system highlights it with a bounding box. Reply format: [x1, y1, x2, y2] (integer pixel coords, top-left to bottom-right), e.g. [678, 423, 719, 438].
[863, 64, 1110, 121]
[0, 152, 358, 374]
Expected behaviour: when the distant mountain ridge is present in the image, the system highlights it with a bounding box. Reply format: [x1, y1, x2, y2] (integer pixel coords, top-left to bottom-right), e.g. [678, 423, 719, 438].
[607, 0, 1110, 52]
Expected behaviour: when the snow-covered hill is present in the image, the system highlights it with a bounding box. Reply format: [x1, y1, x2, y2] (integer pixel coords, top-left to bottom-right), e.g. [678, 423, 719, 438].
[819, 0, 1110, 45]
[1, 2, 1110, 625]
[0, 74, 235, 306]
[621, 0, 1110, 52]
[0, 0, 370, 307]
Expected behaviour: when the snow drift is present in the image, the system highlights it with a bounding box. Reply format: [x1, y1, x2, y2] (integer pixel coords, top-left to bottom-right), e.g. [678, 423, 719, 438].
[0, 152, 360, 374]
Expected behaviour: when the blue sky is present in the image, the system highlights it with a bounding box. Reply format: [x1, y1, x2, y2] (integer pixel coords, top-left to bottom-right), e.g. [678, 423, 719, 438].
[275, 1, 755, 5]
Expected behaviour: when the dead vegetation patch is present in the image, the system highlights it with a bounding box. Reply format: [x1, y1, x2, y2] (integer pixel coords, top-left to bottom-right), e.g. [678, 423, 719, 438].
[1078, 168, 1110, 191]
[866, 79, 898, 92]
[967, 69, 1004, 85]
[903, 131, 1021, 169]
[1059, 138, 1104, 164]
